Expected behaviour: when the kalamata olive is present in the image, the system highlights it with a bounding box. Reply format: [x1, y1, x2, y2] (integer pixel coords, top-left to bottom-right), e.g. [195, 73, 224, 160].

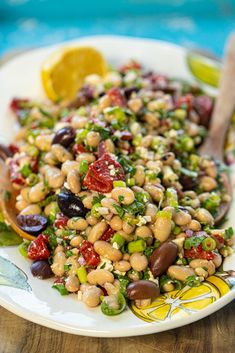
[69, 85, 94, 108]
[16, 214, 48, 236]
[30, 260, 53, 279]
[0, 143, 13, 160]
[52, 126, 75, 147]
[57, 190, 88, 218]
[150, 241, 178, 277]
[179, 174, 198, 191]
[126, 280, 160, 300]
[123, 86, 140, 99]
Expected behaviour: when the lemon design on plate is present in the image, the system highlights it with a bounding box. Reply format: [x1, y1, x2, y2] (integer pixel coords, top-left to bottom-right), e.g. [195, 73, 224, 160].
[187, 53, 221, 88]
[41, 46, 107, 102]
[130, 275, 231, 323]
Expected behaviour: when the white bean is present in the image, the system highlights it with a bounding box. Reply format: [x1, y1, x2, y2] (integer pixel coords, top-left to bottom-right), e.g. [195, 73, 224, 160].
[29, 182, 48, 203]
[65, 275, 80, 292]
[87, 269, 114, 286]
[114, 260, 131, 272]
[35, 134, 53, 152]
[82, 286, 103, 307]
[173, 210, 192, 226]
[94, 240, 122, 261]
[19, 204, 41, 215]
[153, 214, 172, 242]
[67, 218, 88, 231]
[130, 253, 148, 272]
[167, 265, 195, 281]
[88, 220, 108, 243]
[61, 160, 81, 175]
[67, 170, 81, 194]
[111, 187, 135, 205]
[51, 251, 66, 276]
[51, 144, 73, 162]
[42, 165, 65, 188]
[16, 200, 29, 211]
[76, 153, 96, 164]
[194, 208, 214, 226]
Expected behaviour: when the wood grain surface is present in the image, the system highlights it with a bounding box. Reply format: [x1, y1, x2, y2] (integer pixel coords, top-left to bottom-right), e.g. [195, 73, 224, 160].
[0, 300, 234, 353]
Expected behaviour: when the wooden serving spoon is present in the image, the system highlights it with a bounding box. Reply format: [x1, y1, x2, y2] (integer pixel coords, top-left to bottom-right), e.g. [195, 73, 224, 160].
[0, 156, 35, 241]
[200, 33, 235, 224]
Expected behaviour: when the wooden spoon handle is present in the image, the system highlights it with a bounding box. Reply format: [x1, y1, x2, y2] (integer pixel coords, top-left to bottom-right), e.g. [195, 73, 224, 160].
[205, 33, 235, 161]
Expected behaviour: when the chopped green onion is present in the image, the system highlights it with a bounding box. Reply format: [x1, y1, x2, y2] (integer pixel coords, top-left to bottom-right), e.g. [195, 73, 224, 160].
[128, 239, 146, 253]
[79, 160, 89, 174]
[156, 210, 172, 220]
[76, 107, 87, 116]
[126, 178, 135, 186]
[104, 106, 126, 121]
[65, 250, 73, 257]
[91, 203, 102, 218]
[77, 266, 88, 284]
[101, 292, 126, 316]
[27, 173, 39, 186]
[111, 233, 125, 248]
[27, 145, 39, 157]
[132, 134, 142, 146]
[166, 187, 178, 207]
[225, 227, 234, 240]
[113, 180, 126, 188]
[18, 241, 30, 257]
[20, 164, 32, 178]
[76, 129, 89, 143]
[201, 237, 216, 251]
[184, 236, 205, 250]
[185, 275, 201, 287]
[174, 109, 187, 120]
[173, 226, 181, 235]
[52, 283, 69, 296]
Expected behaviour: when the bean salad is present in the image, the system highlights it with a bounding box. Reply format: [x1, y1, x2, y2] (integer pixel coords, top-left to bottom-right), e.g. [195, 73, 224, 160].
[5, 60, 234, 316]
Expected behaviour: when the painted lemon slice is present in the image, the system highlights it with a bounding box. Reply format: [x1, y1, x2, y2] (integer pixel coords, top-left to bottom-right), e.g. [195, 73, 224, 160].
[130, 275, 230, 323]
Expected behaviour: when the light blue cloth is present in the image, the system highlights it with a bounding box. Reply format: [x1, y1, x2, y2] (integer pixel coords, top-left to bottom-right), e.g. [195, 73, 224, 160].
[1, 0, 235, 56]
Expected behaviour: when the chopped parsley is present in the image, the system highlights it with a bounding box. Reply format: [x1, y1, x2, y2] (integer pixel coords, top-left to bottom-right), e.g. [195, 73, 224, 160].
[184, 236, 205, 250]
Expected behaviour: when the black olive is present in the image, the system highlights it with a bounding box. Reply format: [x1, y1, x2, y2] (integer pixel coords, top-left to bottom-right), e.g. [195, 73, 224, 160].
[57, 190, 88, 218]
[30, 260, 53, 279]
[16, 214, 48, 236]
[52, 126, 76, 147]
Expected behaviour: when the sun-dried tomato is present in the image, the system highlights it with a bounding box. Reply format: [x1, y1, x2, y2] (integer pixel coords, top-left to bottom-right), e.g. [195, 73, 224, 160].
[54, 214, 69, 229]
[27, 234, 50, 260]
[80, 240, 100, 267]
[83, 153, 125, 193]
[184, 244, 214, 260]
[176, 94, 193, 111]
[100, 227, 115, 241]
[73, 144, 87, 154]
[107, 87, 126, 107]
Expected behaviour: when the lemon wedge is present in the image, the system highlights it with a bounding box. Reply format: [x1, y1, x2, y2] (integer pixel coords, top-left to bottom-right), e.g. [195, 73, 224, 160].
[41, 46, 107, 102]
[187, 53, 221, 88]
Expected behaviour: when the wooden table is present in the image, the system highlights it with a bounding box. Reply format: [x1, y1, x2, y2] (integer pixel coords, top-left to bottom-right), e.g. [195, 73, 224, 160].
[1, 300, 234, 353]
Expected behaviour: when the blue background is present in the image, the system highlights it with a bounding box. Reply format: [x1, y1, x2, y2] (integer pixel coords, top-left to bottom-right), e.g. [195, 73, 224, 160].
[0, 0, 235, 57]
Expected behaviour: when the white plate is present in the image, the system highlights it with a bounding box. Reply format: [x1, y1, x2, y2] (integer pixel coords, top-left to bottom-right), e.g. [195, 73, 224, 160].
[0, 35, 234, 337]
